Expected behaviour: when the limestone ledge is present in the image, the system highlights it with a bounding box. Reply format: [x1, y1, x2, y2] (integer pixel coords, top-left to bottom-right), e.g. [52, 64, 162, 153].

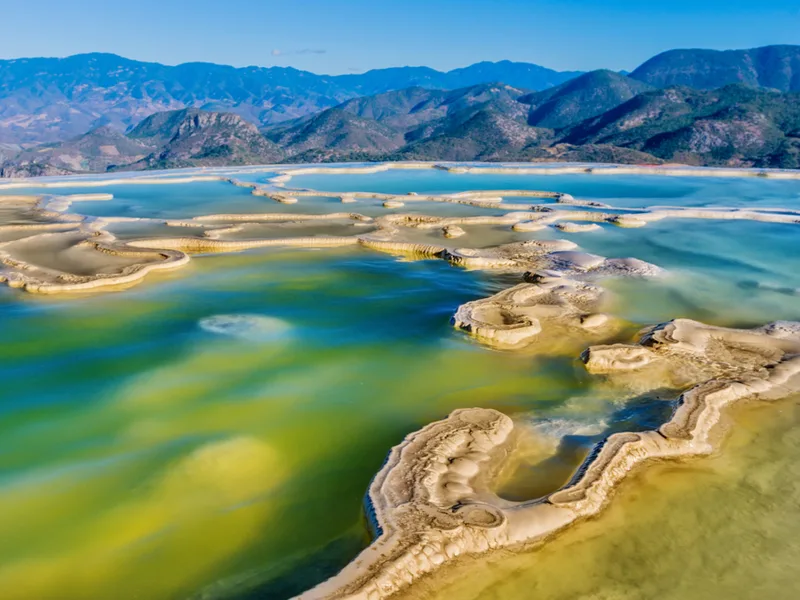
[0, 229, 188, 294]
[452, 278, 614, 350]
[4, 162, 800, 197]
[1, 168, 798, 296]
[256, 162, 800, 192]
[554, 222, 602, 233]
[296, 319, 800, 600]
[443, 241, 663, 278]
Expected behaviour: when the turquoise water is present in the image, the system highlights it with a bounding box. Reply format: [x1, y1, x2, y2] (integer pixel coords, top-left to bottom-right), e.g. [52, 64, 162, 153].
[1, 169, 799, 599]
[294, 169, 800, 209]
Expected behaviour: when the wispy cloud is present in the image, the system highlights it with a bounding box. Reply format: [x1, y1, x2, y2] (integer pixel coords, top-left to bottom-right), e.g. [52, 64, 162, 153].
[271, 49, 327, 57]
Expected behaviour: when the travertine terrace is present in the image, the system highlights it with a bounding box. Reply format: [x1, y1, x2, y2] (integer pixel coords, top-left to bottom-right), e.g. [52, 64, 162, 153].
[2, 162, 800, 599]
[1, 162, 797, 294]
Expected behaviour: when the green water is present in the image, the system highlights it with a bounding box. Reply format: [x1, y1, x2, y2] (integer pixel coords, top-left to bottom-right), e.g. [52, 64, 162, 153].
[0, 248, 589, 599]
[1, 168, 799, 599]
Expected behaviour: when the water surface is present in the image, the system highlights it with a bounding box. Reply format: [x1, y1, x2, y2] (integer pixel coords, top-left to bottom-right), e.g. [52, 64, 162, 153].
[1, 168, 799, 599]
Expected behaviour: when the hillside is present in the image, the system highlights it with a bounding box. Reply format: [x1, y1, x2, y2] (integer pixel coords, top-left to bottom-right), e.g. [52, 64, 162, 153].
[336, 83, 527, 132]
[523, 70, 654, 129]
[127, 109, 284, 169]
[0, 109, 284, 175]
[630, 45, 800, 91]
[560, 84, 800, 168]
[393, 108, 551, 161]
[267, 108, 403, 155]
[266, 83, 533, 158]
[298, 81, 800, 168]
[1, 126, 153, 174]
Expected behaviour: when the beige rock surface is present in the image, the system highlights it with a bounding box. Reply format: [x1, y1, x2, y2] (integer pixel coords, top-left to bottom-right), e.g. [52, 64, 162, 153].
[452, 279, 615, 350]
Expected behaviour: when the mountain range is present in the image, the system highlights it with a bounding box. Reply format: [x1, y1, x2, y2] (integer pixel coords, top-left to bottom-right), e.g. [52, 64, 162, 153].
[0, 53, 581, 145]
[1, 45, 800, 176]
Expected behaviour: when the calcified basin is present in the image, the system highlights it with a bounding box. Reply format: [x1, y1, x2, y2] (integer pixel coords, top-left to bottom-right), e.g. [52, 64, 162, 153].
[1, 162, 800, 600]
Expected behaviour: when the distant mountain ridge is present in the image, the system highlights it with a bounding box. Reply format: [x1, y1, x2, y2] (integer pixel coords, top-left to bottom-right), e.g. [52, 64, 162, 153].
[0, 53, 581, 145]
[333, 61, 584, 96]
[630, 45, 800, 91]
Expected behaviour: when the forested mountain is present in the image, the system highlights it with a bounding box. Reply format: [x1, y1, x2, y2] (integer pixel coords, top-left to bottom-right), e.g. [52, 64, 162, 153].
[3, 46, 800, 175]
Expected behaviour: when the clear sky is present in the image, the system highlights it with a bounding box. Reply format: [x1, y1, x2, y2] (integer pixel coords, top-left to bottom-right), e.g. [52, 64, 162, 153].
[2, 0, 799, 74]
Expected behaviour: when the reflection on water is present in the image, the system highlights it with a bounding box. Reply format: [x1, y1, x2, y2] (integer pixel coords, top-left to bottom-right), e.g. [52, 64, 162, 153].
[0, 169, 799, 599]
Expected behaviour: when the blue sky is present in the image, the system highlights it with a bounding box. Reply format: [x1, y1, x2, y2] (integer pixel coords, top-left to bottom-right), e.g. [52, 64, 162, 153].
[2, 0, 799, 74]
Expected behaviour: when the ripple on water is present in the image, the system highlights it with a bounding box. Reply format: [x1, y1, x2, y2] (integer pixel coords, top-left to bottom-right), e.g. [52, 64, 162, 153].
[199, 314, 292, 342]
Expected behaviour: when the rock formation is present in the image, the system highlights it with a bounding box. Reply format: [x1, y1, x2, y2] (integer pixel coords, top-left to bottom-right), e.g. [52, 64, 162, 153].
[452, 278, 615, 350]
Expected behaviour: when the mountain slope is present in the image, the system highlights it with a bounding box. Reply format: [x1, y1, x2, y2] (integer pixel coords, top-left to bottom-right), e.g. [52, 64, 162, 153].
[4, 82, 800, 175]
[267, 83, 533, 158]
[0, 109, 285, 174]
[266, 87, 449, 139]
[560, 84, 800, 167]
[5, 125, 153, 173]
[280, 81, 800, 167]
[129, 109, 284, 169]
[338, 85, 501, 130]
[523, 70, 654, 129]
[630, 45, 800, 91]
[394, 107, 551, 161]
[267, 108, 404, 156]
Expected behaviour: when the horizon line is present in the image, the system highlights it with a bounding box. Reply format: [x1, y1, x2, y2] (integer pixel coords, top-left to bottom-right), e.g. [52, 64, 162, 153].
[1, 43, 799, 77]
